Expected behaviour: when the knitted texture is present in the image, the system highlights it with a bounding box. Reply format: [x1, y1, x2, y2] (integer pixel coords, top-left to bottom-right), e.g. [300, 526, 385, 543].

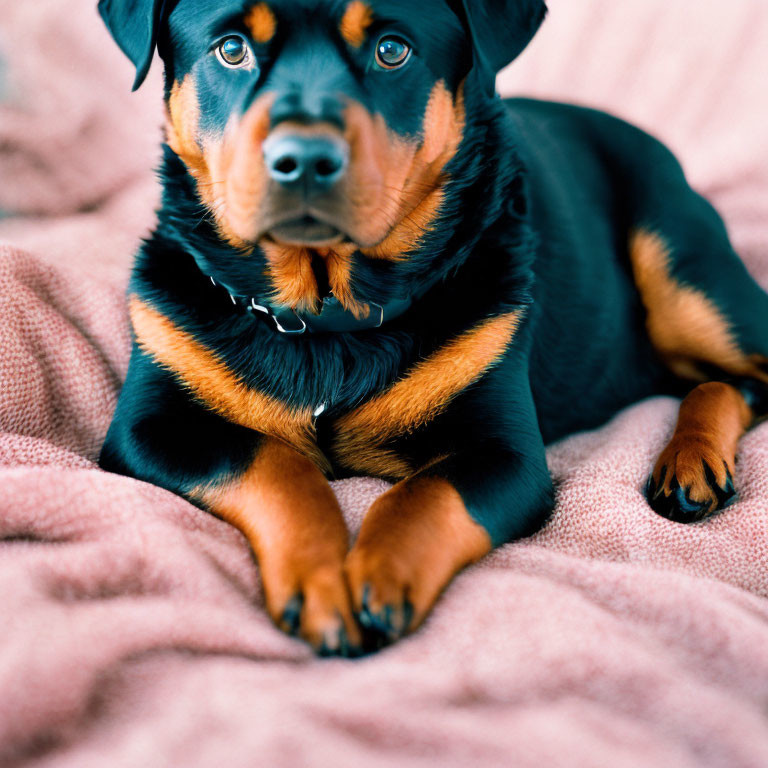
[1, 0, 768, 765]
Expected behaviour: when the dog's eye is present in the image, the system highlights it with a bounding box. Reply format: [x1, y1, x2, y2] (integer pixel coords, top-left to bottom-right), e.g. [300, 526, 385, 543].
[375, 36, 412, 70]
[216, 36, 252, 69]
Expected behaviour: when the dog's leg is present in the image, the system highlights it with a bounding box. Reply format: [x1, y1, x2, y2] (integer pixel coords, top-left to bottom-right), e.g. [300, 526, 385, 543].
[199, 438, 361, 656]
[646, 381, 763, 522]
[344, 474, 491, 647]
[345, 371, 553, 648]
[101, 352, 361, 656]
[628, 172, 768, 521]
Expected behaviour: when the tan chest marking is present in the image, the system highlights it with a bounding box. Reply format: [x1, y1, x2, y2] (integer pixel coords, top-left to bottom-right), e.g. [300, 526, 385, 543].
[129, 298, 328, 471]
[332, 311, 523, 478]
[259, 243, 320, 314]
[259, 235, 368, 318]
[629, 229, 766, 381]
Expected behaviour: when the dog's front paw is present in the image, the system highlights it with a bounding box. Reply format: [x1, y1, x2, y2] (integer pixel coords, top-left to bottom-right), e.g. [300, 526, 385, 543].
[344, 477, 492, 652]
[646, 437, 737, 523]
[265, 564, 363, 657]
[344, 546, 420, 650]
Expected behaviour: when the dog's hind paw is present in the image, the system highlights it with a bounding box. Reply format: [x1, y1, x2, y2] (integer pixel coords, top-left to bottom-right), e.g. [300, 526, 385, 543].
[645, 439, 737, 523]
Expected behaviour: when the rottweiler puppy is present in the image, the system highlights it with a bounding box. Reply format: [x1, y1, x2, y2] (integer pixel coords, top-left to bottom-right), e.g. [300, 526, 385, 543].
[98, 0, 768, 656]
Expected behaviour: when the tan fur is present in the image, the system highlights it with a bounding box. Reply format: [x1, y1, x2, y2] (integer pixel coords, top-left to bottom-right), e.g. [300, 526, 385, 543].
[340, 1, 374, 48]
[321, 244, 370, 318]
[257, 241, 370, 317]
[166, 76, 202, 169]
[129, 297, 329, 471]
[245, 3, 277, 44]
[218, 96, 275, 247]
[166, 77, 232, 237]
[259, 243, 321, 313]
[354, 82, 466, 260]
[200, 438, 359, 650]
[629, 229, 768, 382]
[345, 476, 492, 635]
[166, 77, 274, 250]
[332, 310, 524, 478]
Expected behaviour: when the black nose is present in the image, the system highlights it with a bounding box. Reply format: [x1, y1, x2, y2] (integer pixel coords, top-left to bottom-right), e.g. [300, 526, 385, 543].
[263, 134, 348, 193]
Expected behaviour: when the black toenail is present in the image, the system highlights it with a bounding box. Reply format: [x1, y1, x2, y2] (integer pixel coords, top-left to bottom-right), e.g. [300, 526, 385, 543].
[281, 594, 303, 636]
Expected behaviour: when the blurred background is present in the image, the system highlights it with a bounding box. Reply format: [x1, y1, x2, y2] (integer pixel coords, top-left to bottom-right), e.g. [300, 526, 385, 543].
[0, 0, 766, 283]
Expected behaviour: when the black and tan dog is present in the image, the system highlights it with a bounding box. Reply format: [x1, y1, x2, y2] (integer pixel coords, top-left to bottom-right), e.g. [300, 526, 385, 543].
[98, 0, 768, 655]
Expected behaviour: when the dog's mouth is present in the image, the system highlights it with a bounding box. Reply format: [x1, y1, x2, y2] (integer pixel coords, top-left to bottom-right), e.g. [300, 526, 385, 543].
[268, 215, 346, 248]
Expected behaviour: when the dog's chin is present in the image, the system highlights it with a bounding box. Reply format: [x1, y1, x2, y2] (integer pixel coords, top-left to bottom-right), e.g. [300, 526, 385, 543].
[228, 207, 387, 250]
[267, 216, 346, 249]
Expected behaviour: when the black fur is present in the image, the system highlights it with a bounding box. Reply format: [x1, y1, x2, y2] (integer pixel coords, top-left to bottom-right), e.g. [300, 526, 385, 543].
[98, 0, 167, 90]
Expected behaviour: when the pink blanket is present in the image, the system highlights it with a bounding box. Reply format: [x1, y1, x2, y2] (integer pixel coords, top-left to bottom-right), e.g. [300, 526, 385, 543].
[1, 1, 768, 765]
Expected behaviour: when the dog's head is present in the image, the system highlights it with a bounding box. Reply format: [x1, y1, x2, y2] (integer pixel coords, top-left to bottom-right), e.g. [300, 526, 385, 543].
[100, 0, 545, 312]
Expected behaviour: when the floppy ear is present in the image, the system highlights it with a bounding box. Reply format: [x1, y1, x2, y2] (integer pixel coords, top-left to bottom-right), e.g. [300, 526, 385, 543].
[98, 0, 166, 91]
[460, 0, 547, 94]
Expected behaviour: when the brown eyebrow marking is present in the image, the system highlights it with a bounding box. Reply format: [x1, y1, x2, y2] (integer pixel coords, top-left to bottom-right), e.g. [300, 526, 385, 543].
[245, 3, 278, 44]
[340, 0, 374, 48]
